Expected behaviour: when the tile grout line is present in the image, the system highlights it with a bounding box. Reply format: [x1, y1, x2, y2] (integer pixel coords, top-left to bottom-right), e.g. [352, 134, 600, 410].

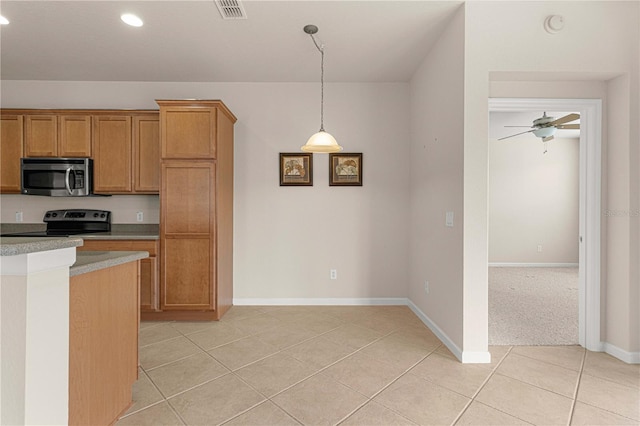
[217, 322, 414, 426]
[449, 346, 515, 426]
[139, 318, 366, 417]
[509, 347, 585, 373]
[169, 320, 399, 425]
[350, 346, 440, 423]
[263, 328, 408, 426]
[567, 348, 587, 426]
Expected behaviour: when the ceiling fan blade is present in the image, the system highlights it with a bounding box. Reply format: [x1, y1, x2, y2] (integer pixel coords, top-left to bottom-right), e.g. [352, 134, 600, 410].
[550, 113, 580, 126]
[542, 135, 554, 142]
[557, 124, 580, 129]
[498, 129, 535, 140]
[504, 125, 534, 128]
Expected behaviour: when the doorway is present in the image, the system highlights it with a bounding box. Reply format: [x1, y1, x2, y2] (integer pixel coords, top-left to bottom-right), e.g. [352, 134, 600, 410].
[488, 98, 602, 351]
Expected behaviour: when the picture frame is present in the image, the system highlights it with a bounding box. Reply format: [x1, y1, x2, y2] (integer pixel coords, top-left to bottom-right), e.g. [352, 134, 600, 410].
[329, 153, 363, 186]
[279, 153, 313, 186]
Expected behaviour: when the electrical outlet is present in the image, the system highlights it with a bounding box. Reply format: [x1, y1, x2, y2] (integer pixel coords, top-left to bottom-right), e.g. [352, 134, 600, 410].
[330, 269, 337, 280]
[15, 211, 23, 222]
[136, 211, 144, 222]
[537, 244, 543, 253]
[424, 280, 430, 294]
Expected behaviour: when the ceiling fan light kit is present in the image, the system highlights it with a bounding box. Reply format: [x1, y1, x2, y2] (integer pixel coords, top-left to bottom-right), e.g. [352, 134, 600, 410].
[301, 24, 343, 154]
[532, 126, 556, 139]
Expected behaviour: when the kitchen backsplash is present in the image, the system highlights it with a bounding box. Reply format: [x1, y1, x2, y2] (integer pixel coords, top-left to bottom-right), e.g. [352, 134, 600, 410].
[0, 194, 159, 224]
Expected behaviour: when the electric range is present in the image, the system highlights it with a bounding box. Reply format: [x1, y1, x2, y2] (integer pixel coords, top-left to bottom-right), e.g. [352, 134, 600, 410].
[1, 209, 111, 237]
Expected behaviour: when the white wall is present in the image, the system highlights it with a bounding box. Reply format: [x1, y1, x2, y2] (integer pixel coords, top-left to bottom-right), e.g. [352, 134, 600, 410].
[488, 137, 579, 264]
[409, 6, 465, 355]
[464, 1, 640, 355]
[0, 80, 411, 301]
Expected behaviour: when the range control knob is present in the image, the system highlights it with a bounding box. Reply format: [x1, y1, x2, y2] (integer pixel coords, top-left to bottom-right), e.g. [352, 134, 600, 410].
[45, 213, 51, 218]
[52, 212, 58, 217]
[100, 213, 106, 218]
[94, 213, 99, 217]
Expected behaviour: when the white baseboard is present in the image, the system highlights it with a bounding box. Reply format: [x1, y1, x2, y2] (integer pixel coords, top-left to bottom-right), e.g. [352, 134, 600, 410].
[405, 300, 463, 362]
[233, 297, 408, 306]
[489, 263, 579, 268]
[603, 342, 640, 364]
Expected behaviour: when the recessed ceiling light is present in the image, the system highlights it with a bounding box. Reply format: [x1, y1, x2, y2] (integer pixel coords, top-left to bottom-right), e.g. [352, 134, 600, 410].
[0, 15, 9, 25]
[121, 13, 143, 27]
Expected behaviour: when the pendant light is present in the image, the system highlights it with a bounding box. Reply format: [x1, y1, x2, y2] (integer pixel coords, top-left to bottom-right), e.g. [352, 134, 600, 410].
[301, 24, 343, 153]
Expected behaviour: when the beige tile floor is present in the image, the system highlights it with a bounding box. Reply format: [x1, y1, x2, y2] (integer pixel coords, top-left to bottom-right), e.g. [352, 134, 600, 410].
[117, 306, 640, 426]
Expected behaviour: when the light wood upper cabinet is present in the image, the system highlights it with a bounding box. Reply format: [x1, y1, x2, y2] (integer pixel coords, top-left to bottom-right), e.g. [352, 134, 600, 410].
[93, 116, 132, 193]
[133, 115, 160, 193]
[1, 108, 160, 195]
[59, 115, 92, 157]
[0, 114, 24, 193]
[161, 105, 217, 159]
[25, 115, 57, 157]
[25, 114, 91, 157]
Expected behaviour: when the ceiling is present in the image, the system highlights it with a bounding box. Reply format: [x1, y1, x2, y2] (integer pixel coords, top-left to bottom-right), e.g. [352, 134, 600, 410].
[0, 1, 462, 83]
[490, 111, 581, 141]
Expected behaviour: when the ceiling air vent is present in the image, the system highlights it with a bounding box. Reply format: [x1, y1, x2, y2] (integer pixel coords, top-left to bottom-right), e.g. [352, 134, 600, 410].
[214, 0, 247, 19]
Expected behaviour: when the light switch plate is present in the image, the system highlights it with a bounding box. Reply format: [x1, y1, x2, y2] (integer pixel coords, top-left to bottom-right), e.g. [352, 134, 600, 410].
[446, 211, 454, 227]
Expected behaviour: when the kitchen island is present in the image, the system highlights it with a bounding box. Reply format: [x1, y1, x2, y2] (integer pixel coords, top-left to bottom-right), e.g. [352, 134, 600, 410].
[0, 237, 147, 425]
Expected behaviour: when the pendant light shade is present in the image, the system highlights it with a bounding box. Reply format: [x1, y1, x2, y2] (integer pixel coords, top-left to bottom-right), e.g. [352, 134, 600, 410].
[302, 131, 341, 153]
[301, 24, 343, 153]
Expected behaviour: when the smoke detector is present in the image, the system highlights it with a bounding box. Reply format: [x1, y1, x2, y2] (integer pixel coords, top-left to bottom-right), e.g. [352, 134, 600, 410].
[214, 0, 247, 20]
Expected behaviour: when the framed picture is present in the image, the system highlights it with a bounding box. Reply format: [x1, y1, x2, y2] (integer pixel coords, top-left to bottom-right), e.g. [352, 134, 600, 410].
[279, 153, 313, 186]
[329, 153, 363, 186]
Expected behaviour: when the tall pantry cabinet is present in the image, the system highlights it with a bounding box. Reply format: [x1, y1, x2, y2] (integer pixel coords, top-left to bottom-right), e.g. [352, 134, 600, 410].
[154, 100, 236, 321]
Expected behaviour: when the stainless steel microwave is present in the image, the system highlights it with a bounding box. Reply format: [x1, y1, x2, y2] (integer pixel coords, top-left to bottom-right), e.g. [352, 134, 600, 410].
[21, 158, 93, 196]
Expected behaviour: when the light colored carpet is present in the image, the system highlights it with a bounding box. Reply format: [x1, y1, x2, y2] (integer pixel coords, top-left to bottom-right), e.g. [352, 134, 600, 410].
[489, 267, 579, 346]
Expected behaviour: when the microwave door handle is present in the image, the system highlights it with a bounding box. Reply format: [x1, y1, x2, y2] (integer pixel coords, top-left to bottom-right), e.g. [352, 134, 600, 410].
[65, 168, 73, 195]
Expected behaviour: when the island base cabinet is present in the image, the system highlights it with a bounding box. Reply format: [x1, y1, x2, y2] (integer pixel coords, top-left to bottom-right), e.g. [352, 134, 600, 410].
[69, 261, 139, 426]
[77, 239, 160, 312]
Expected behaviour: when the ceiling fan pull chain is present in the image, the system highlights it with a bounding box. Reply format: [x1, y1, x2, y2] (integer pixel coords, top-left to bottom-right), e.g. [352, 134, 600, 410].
[543, 141, 548, 154]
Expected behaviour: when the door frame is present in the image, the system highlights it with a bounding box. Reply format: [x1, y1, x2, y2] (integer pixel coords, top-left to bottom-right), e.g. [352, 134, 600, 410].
[488, 98, 602, 351]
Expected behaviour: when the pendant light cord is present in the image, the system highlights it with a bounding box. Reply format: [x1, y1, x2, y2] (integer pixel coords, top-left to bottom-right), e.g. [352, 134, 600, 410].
[309, 33, 325, 132]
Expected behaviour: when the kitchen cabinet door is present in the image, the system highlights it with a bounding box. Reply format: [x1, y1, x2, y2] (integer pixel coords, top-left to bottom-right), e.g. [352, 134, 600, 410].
[59, 115, 92, 157]
[161, 105, 217, 159]
[161, 236, 214, 310]
[93, 116, 132, 193]
[25, 114, 57, 157]
[0, 115, 24, 193]
[161, 161, 214, 234]
[133, 115, 159, 193]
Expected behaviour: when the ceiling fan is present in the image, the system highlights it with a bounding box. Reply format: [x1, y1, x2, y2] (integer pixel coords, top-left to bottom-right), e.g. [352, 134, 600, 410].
[499, 112, 580, 142]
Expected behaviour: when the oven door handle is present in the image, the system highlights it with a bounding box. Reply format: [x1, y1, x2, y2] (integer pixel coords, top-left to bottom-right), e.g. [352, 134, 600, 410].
[65, 168, 74, 195]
